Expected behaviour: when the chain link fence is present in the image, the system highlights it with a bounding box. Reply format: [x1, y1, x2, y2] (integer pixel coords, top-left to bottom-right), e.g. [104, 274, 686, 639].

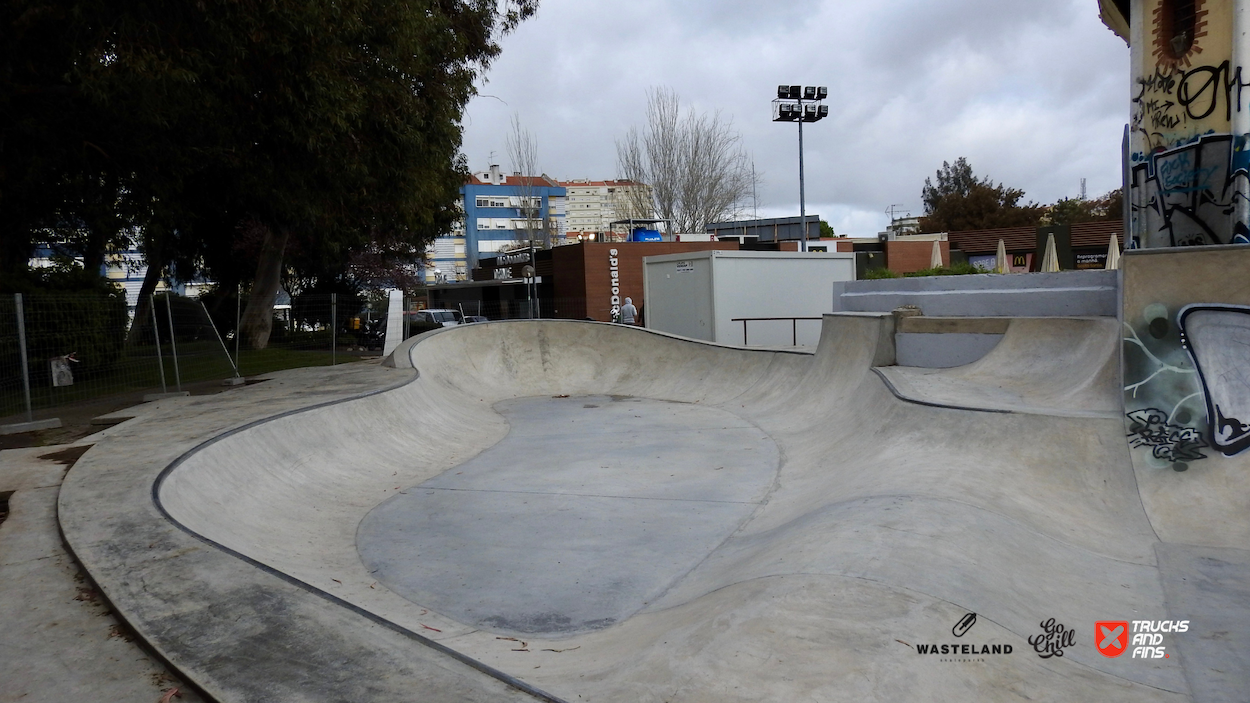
[0, 291, 385, 431]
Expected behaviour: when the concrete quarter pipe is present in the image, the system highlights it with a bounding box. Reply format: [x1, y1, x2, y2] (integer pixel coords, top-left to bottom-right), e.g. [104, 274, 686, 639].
[59, 313, 1248, 701]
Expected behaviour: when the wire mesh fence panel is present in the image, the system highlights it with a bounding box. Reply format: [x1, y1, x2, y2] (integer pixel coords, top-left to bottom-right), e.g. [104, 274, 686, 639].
[0, 289, 381, 424]
[0, 291, 161, 420]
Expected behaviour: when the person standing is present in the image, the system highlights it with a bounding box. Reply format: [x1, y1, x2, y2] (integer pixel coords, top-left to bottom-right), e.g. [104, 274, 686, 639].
[619, 297, 638, 325]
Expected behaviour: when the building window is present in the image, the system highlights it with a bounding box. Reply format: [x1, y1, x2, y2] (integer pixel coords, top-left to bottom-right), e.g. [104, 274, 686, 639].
[1153, 0, 1205, 67]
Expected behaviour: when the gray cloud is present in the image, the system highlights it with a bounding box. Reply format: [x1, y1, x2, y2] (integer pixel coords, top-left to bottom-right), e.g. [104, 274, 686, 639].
[462, 0, 1129, 234]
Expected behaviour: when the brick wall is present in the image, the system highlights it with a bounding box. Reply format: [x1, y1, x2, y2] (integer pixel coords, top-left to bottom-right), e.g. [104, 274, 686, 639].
[886, 240, 949, 274]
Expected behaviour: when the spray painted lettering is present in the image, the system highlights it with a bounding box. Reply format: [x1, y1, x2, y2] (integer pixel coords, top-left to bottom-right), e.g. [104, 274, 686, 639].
[1133, 62, 1250, 150]
[1130, 133, 1250, 247]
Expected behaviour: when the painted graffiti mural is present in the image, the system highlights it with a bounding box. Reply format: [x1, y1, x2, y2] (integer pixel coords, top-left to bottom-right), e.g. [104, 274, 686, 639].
[1124, 300, 1250, 472]
[1177, 305, 1250, 456]
[1129, 60, 1250, 248]
[1130, 133, 1250, 247]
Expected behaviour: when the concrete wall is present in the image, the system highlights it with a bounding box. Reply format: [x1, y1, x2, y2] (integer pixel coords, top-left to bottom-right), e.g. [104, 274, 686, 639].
[1128, 0, 1250, 248]
[891, 317, 1009, 368]
[832, 270, 1119, 317]
[644, 250, 856, 347]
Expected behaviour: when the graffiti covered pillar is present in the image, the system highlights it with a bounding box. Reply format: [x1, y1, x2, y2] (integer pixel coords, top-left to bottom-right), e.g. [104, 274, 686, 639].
[1121, 246, 1250, 545]
[1128, 0, 1250, 248]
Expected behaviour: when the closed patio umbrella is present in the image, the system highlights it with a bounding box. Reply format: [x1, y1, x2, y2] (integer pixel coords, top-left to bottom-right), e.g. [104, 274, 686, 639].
[1105, 234, 1121, 270]
[1040, 233, 1060, 272]
[930, 239, 944, 269]
[996, 239, 1009, 273]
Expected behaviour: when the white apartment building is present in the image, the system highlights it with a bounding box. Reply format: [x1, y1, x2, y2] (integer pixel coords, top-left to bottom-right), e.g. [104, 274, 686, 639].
[559, 180, 652, 239]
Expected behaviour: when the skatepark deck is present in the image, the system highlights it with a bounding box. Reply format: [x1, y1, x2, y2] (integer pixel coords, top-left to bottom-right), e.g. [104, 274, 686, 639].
[56, 314, 1249, 701]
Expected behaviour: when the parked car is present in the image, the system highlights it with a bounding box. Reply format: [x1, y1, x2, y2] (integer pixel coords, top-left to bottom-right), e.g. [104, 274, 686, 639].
[409, 309, 463, 327]
[463, 315, 489, 324]
[406, 309, 463, 336]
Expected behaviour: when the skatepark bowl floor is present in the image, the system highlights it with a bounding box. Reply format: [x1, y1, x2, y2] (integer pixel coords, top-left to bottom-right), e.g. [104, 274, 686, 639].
[56, 315, 1250, 702]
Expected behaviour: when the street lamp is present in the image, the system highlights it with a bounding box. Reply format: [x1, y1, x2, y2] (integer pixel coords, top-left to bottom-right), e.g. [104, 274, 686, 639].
[773, 85, 828, 252]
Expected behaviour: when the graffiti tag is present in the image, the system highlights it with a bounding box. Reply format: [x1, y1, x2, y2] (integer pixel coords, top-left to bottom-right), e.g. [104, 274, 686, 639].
[1126, 408, 1209, 463]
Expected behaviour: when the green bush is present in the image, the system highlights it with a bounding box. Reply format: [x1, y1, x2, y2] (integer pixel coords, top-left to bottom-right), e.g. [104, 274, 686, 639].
[862, 267, 901, 280]
[904, 262, 989, 277]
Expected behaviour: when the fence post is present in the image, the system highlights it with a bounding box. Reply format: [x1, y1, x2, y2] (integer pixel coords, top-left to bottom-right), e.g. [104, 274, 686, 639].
[235, 282, 242, 375]
[330, 293, 337, 366]
[151, 294, 167, 394]
[201, 300, 241, 382]
[164, 292, 182, 392]
[14, 294, 33, 423]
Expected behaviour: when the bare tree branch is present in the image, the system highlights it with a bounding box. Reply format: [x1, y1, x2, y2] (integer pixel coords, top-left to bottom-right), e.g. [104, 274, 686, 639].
[616, 87, 756, 236]
[506, 113, 546, 248]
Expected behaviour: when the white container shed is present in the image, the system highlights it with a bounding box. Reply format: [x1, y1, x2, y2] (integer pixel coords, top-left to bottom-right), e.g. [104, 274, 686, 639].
[642, 250, 856, 347]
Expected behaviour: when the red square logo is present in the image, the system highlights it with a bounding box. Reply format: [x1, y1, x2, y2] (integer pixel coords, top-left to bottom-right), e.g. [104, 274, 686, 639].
[1096, 621, 1129, 658]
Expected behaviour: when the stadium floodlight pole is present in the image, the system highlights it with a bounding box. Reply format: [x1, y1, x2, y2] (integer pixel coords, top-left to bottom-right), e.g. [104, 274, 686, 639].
[773, 85, 828, 252]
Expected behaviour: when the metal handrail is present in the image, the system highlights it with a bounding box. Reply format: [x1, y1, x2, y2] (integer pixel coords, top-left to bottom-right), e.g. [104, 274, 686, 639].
[730, 316, 822, 346]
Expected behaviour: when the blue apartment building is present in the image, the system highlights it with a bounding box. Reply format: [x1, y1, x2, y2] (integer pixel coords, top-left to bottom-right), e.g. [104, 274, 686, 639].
[427, 166, 566, 282]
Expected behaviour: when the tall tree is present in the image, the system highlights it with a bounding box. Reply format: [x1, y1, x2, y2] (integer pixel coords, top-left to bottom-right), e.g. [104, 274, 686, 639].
[616, 87, 755, 235]
[3, 0, 538, 348]
[1046, 189, 1124, 225]
[919, 158, 1044, 232]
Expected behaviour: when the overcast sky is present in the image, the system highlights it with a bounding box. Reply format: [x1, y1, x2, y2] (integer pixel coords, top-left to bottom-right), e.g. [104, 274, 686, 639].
[459, 0, 1128, 236]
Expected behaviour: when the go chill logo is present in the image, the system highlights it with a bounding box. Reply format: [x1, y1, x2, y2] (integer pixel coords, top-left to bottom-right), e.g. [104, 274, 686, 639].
[1096, 620, 1188, 659]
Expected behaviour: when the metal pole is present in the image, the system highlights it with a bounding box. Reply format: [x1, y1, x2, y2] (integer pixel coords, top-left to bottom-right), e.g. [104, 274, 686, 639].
[201, 301, 240, 379]
[1233, 0, 1250, 237]
[14, 294, 33, 422]
[234, 282, 241, 373]
[164, 292, 182, 392]
[798, 100, 808, 253]
[151, 294, 167, 394]
[330, 293, 337, 366]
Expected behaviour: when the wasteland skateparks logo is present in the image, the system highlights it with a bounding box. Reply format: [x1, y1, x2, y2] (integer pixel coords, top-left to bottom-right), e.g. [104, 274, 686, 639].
[911, 613, 1014, 662]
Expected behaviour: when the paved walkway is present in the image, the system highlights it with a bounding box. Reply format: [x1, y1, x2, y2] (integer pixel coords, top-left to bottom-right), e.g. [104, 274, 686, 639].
[0, 443, 204, 703]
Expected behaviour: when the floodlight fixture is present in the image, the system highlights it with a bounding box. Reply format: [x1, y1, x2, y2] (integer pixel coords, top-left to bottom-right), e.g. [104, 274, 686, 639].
[770, 82, 828, 252]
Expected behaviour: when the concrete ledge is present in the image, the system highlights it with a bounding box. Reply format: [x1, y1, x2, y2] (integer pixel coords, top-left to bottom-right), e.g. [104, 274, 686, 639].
[0, 418, 62, 435]
[834, 270, 1118, 317]
[142, 391, 190, 402]
[896, 316, 1012, 334]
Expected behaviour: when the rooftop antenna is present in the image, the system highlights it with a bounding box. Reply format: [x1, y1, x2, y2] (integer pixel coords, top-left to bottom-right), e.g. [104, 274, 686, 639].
[1080, 178, 1087, 200]
[886, 204, 906, 222]
[752, 161, 759, 220]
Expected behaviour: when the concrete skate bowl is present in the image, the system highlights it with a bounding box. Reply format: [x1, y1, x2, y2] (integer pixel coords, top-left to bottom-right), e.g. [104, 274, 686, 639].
[141, 315, 1242, 701]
